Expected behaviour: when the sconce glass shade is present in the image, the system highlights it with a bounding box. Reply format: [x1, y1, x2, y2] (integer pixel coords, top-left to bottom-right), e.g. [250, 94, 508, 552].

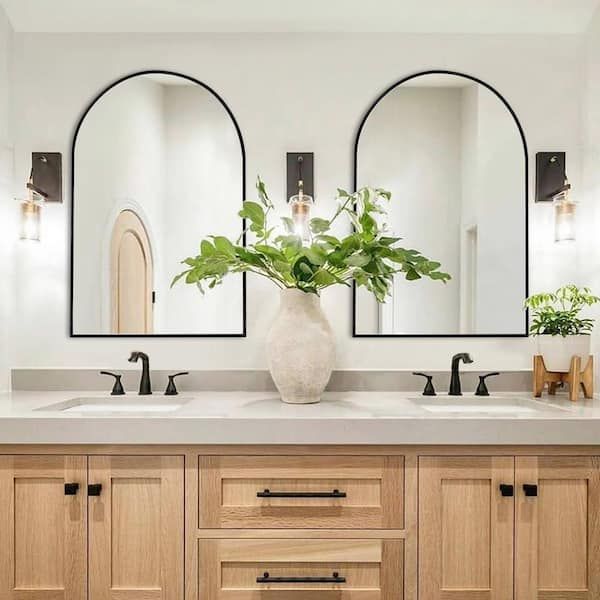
[553, 190, 576, 243]
[289, 181, 314, 244]
[18, 197, 42, 241]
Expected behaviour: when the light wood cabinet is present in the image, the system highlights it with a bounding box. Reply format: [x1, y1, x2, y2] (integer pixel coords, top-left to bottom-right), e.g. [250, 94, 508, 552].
[0, 454, 183, 600]
[0, 455, 87, 600]
[515, 456, 600, 600]
[199, 455, 404, 529]
[88, 456, 184, 600]
[419, 456, 514, 600]
[198, 538, 403, 599]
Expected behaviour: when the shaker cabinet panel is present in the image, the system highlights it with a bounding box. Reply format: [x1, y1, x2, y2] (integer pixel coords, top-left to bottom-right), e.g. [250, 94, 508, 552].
[515, 456, 600, 600]
[418, 456, 514, 600]
[0, 455, 87, 600]
[88, 455, 184, 600]
[198, 537, 403, 599]
[199, 455, 404, 529]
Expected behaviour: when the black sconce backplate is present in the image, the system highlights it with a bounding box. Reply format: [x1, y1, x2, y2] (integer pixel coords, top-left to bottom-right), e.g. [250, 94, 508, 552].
[286, 152, 314, 202]
[32, 152, 62, 203]
[535, 152, 565, 202]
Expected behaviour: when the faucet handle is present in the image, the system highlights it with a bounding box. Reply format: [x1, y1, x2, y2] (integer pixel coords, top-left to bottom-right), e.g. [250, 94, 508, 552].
[100, 371, 125, 395]
[475, 372, 500, 396]
[413, 372, 436, 396]
[165, 372, 189, 396]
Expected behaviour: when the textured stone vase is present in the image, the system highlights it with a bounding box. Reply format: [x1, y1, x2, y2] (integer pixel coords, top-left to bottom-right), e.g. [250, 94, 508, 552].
[267, 288, 335, 404]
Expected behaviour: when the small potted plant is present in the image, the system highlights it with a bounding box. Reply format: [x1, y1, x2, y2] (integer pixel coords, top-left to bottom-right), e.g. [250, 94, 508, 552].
[173, 178, 450, 403]
[525, 285, 600, 372]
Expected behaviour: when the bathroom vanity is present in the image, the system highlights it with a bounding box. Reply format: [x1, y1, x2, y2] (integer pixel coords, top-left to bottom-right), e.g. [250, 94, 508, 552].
[1, 390, 599, 600]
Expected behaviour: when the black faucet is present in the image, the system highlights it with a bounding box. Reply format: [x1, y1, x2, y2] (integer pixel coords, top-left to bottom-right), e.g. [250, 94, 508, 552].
[128, 351, 152, 395]
[449, 352, 473, 396]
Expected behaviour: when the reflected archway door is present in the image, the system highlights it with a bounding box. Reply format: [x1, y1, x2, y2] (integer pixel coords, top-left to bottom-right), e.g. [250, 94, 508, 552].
[110, 210, 154, 334]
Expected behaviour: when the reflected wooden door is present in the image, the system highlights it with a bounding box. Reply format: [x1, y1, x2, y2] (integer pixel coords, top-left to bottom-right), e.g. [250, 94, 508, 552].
[88, 456, 184, 600]
[419, 456, 514, 600]
[0, 455, 87, 600]
[110, 209, 153, 334]
[516, 456, 600, 600]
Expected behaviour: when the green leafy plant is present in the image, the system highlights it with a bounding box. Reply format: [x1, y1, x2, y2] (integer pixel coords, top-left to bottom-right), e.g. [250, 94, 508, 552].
[172, 177, 450, 302]
[524, 285, 600, 336]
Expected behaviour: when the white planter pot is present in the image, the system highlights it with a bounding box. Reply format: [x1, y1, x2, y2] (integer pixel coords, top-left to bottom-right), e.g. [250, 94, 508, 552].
[537, 334, 591, 372]
[266, 288, 335, 404]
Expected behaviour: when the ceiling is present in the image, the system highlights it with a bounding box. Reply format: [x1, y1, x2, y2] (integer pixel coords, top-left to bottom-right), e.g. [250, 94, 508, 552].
[1, 0, 599, 34]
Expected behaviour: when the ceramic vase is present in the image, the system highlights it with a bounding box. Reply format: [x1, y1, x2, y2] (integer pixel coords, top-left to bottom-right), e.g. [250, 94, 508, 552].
[537, 334, 591, 372]
[266, 288, 335, 404]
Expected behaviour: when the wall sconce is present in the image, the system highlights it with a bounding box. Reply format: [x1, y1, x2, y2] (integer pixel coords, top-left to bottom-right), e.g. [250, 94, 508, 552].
[287, 153, 314, 244]
[535, 152, 576, 243]
[16, 153, 62, 241]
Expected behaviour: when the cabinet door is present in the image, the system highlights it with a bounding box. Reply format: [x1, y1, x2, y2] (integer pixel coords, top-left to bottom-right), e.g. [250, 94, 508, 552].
[516, 456, 600, 600]
[88, 456, 184, 600]
[419, 456, 514, 600]
[198, 538, 403, 599]
[0, 455, 87, 600]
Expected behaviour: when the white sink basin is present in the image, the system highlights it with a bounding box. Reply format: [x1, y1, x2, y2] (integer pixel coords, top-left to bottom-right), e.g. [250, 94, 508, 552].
[411, 396, 569, 415]
[37, 397, 191, 414]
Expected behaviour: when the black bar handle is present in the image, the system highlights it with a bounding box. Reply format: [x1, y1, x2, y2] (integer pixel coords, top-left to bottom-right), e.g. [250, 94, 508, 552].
[257, 489, 346, 498]
[523, 484, 538, 497]
[499, 484, 514, 497]
[88, 484, 102, 496]
[257, 571, 346, 584]
[64, 482, 80, 495]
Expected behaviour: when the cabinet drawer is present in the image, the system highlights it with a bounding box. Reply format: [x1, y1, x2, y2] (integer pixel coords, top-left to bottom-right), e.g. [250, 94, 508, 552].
[199, 455, 404, 529]
[198, 538, 403, 599]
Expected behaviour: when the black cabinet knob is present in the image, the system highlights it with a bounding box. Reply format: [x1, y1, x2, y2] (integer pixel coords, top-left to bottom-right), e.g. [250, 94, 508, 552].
[88, 484, 102, 496]
[523, 484, 538, 497]
[499, 484, 514, 497]
[64, 482, 80, 495]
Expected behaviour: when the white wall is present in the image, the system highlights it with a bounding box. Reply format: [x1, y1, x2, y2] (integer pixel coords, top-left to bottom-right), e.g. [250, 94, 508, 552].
[8, 32, 585, 372]
[581, 6, 600, 373]
[0, 6, 14, 391]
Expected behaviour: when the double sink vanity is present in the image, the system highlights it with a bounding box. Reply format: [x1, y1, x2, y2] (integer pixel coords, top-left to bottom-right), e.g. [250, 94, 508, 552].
[1, 358, 599, 600]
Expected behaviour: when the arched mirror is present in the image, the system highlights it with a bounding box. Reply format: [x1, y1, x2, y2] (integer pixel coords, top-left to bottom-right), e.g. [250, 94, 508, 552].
[353, 71, 528, 337]
[71, 71, 245, 336]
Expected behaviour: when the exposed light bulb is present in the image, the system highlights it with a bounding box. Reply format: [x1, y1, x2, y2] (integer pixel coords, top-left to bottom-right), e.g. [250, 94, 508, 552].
[289, 179, 314, 245]
[553, 182, 576, 244]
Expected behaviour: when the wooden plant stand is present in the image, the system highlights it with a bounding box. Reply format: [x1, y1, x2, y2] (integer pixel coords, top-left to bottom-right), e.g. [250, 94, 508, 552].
[533, 354, 594, 402]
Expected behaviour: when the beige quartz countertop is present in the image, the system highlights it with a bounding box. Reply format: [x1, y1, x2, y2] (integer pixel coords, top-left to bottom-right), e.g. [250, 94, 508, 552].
[0, 390, 599, 445]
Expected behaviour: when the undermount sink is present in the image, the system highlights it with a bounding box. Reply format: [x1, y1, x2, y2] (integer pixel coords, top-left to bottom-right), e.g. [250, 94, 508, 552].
[37, 396, 191, 414]
[411, 396, 569, 415]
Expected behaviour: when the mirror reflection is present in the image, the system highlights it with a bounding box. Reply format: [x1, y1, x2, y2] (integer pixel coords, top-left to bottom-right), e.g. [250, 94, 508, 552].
[71, 72, 244, 336]
[354, 72, 527, 336]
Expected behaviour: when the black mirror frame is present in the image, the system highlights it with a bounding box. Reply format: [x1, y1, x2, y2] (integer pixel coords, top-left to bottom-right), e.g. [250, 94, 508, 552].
[69, 70, 246, 338]
[352, 69, 529, 338]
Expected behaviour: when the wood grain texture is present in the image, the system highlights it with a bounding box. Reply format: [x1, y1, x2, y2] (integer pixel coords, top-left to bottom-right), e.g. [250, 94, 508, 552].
[199, 455, 403, 529]
[198, 537, 403, 599]
[88, 455, 184, 600]
[0, 455, 87, 600]
[515, 456, 600, 600]
[419, 456, 514, 600]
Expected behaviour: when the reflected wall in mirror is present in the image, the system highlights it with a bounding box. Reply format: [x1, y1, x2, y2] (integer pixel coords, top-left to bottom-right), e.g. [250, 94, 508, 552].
[71, 71, 245, 336]
[354, 71, 528, 337]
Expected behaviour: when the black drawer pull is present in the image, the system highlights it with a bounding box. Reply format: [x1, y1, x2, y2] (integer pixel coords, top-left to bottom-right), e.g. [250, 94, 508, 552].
[523, 484, 538, 497]
[64, 483, 80, 495]
[257, 571, 346, 584]
[257, 489, 347, 498]
[88, 484, 102, 496]
[499, 484, 514, 497]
